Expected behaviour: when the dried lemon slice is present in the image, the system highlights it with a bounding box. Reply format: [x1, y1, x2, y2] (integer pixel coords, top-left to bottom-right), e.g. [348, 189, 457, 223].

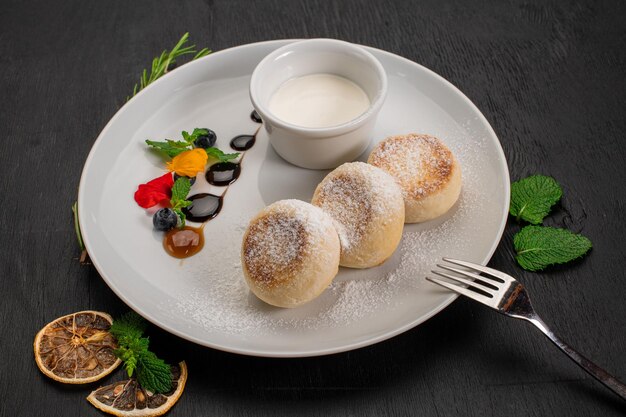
[86, 361, 187, 417]
[34, 310, 121, 383]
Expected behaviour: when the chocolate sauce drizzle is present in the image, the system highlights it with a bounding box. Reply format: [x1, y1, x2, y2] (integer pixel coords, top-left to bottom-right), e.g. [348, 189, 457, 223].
[182, 193, 223, 222]
[250, 110, 262, 123]
[206, 162, 241, 186]
[168, 112, 261, 258]
[230, 135, 256, 151]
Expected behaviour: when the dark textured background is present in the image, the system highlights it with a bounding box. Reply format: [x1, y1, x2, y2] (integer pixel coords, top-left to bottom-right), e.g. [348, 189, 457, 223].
[1, 0, 625, 415]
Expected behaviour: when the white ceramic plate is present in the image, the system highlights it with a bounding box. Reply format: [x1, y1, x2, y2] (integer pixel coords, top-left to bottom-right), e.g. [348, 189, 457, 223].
[78, 40, 509, 357]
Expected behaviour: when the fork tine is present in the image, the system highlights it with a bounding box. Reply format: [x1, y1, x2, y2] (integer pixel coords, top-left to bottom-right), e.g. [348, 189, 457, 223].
[442, 258, 511, 283]
[426, 276, 495, 304]
[431, 270, 495, 296]
[436, 264, 500, 290]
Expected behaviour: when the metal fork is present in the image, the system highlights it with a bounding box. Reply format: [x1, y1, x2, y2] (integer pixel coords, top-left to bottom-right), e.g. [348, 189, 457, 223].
[426, 257, 626, 400]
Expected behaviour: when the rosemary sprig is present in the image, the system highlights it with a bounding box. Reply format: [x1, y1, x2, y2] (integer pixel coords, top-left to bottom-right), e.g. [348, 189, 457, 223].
[127, 33, 211, 100]
[71, 202, 84, 251]
[72, 202, 90, 263]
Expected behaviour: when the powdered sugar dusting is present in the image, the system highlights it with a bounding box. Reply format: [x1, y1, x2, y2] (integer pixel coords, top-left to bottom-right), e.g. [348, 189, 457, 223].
[172, 127, 490, 335]
[242, 199, 331, 286]
[369, 134, 455, 199]
[312, 162, 402, 253]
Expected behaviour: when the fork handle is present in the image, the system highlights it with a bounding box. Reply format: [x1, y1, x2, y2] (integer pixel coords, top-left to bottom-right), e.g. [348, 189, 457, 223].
[528, 316, 626, 400]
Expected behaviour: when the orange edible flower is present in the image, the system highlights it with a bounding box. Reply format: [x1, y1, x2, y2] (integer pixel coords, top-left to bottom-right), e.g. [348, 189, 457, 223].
[166, 148, 208, 177]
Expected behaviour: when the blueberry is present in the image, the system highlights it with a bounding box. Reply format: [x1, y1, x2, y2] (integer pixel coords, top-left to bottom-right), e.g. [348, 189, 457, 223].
[194, 129, 217, 149]
[173, 173, 196, 186]
[153, 208, 178, 231]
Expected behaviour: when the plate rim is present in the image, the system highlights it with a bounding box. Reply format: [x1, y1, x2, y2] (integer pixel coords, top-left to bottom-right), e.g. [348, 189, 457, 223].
[78, 39, 510, 357]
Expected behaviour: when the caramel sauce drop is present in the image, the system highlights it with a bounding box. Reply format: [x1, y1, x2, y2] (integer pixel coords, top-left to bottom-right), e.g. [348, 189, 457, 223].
[163, 225, 205, 259]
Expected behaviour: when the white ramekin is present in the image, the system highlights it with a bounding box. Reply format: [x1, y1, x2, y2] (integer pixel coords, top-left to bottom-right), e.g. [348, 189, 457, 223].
[250, 39, 388, 170]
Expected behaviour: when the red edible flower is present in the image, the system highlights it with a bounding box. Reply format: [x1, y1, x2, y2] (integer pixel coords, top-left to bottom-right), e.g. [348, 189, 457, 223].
[134, 173, 174, 208]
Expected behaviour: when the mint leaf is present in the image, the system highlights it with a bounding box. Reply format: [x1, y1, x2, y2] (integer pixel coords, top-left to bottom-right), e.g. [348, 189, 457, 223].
[181, 128, 208, 146]
[136, 350, 173, 393]
[191, 128, 208, 137]
[170, 177, 191, 205]
[206, 147, 239, 162]
[510, 175, 562, 224]
[109, 311, 146, 343]
[113, 337, 149, 378]
[514, 226, 592, 271]
[170, 177, 192, 227]
[114, 347, 137, 378]
[145, 139, 191, 158]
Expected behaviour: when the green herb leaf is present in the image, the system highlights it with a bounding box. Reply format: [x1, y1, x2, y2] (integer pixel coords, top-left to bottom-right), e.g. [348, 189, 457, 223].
[171, 177, 191, 207]
[510, 175, 562, 224]
[206, 147, 239, 162]
[145, 139, 191, 158]
[113, 337, 149, 378]
[147, 128, 219, 158]
[111, 312, 173, 393]
[110, 311, 147, 343]
[170, 177, 192, 227]
[71, 201, 85, 251]
[191, 128, 208, 136]
[514, 226, 592, 271]
[110, 313, 150, 379]
[128, 33, 211, 100]
[136, 350, 173, 393]
[173, 208, 186, 228]
[193, 48, 211, 60]
[181, 128, 208, 146]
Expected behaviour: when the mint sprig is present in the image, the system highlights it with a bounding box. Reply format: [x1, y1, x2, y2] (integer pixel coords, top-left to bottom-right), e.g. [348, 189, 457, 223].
[170, 177, 192, 227]
[514, 226, 592, 271]
[109, 312, 172, 393]
[510, 175, 562, 224]
[145, 129, 204, 158]
[145, 128, 239, 161]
